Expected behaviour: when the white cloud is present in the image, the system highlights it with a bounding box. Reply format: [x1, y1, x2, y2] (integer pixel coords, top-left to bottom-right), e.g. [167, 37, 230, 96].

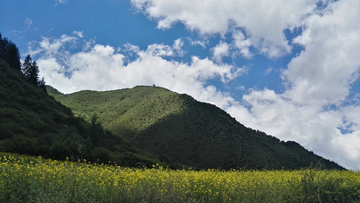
[172, 39, 185, 56]
[25, 18, 33, 28]
[31, 35, 243, 110]
[187, 38, 207, 48]
[284, 0, 360, 106]
[131, 0, 318, 57]
[72, 31, 83, 38]
[55, 0, 67, 6]
[143, 44, 174, 57]
[211, 41, 229, 63]
[265, 68, 273, 75]
[232, 31, 252, 58]
[29, 35, 76, 57]
[226, 0, 360, 169]
[230, 87, 360, 169]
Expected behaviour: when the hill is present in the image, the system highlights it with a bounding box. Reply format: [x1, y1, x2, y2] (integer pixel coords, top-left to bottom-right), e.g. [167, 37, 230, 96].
[48, 85, 345, 170]
[0, 58, 173, 167]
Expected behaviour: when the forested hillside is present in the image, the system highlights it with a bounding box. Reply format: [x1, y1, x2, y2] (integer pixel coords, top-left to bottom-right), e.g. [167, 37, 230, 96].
[0, 33, 166, 168]
[49, 86, 345, 170]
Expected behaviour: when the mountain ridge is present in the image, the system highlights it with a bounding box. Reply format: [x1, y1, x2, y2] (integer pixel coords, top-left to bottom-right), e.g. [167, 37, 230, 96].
[0, 58, 173, 168]
[48, 85, 344, 170]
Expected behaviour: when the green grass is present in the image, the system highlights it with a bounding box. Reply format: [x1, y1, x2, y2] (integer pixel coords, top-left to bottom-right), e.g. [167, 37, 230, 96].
[1, 153, 359, 203]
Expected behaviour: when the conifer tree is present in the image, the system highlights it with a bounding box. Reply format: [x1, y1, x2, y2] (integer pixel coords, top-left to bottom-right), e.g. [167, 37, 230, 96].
[22, 55, 32, 77]
[22, 54, 40, 86]
[0, 33, 7, 59]
[6, 44, 21, 71]
[0, 33, 21, 71]
[38, 77, 46, 88]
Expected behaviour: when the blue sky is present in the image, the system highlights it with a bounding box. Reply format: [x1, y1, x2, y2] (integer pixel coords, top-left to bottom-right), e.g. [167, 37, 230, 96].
[1, 0, 360, 169]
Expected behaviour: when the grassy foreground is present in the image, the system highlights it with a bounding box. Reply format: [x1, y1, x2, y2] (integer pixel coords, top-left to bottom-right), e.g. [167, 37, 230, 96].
[1, 153, 359, 203]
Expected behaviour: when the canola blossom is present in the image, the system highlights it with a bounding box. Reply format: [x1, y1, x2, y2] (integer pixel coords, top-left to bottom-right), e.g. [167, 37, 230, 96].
[1, 153, 360, 203]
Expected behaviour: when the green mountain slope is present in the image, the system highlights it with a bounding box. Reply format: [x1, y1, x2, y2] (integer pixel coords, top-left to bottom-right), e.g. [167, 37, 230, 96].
[48, 85, 344, 170]
[0, 59, 168, 167]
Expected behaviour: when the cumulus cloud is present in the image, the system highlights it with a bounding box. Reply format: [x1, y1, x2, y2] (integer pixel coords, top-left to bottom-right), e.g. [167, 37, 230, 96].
[284, 0, 360, 106]
[72, 31, 83, 38]
[226, 0, 360, 169]
[172, 39, 185, 56]
[188, 38, 207, 48]
[230, 89, 360, 169]
[29, 35, 243, 109]
[131, 0, 318, 57]
[212, 41, 229, 63]
[28, 34, 77, 57]
[232, 31, 252, 58]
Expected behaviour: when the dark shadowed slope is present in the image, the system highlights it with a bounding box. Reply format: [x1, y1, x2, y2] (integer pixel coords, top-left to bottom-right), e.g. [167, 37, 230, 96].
[0, 59, 168, 167]
[49, 85, 344, 170]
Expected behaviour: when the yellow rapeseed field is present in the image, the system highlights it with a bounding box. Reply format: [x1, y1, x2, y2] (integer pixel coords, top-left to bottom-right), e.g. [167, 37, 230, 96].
[1, 153, 360, 203]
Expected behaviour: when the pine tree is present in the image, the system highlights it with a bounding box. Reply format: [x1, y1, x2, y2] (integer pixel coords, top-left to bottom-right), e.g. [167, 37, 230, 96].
[22, 55, 33, 80]
[29, 60, 40, 85]
[6, 44, 21, 71]
[0, 33, 7, 59]
[38, 77, 46, 88]
[1, 33, 45, 88]
[0, 33, 21, 71]
[22, 54, 40, 86]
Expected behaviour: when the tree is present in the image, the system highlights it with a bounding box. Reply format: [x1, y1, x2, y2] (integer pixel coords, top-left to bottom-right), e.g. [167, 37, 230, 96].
[6, 44, 21, 71]
[38, 77, 46, 88]
[22, 55, 32, 77]
[28, 60, 39, 85]
[0, 33, 8, 59]
[89, 114, 105, 145]
[22, 54, 45, 87]
[1, 33, 45, 87]
[0, 33, 21, 71]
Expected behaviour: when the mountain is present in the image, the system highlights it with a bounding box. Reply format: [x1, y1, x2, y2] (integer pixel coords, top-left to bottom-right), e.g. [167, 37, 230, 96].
[0, 59, 169, 167]
[48, 85, 344, 170]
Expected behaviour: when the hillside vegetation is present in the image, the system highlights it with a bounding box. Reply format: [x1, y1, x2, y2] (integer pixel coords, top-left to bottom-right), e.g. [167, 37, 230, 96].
[0, 33, 168, 168]
[0, 59, 168, 167]
[48, 85, 344, 170]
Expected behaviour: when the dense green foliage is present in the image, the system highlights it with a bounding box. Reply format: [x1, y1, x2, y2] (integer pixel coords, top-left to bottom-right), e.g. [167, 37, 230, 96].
[1, 33, 44, 88]
[1, 153, 359, 203]
[0, 59, 163, 167]
[0, 34, 168, 168]
[22, 54, 45, 87]
[0, 33, 21, 71]
[48, 86, 344, 170]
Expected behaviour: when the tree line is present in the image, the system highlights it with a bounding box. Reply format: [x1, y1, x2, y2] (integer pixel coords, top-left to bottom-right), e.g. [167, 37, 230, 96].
[0, 32, 45, 88]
